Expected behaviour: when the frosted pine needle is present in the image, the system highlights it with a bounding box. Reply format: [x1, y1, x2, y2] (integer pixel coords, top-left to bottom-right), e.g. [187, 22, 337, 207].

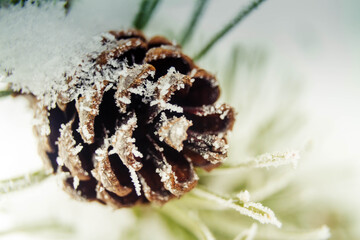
[0, 169, 50, 194]
[256, 225, 331, 240]
[193, 187, 282, 228]
[251, 151, 299, 169]
[159, 204, 216, 240]
[250, 172, 294, 201]
[189, 212, 216, 240]
[233, 223, 258, 240]
[213, 150, 299, 173]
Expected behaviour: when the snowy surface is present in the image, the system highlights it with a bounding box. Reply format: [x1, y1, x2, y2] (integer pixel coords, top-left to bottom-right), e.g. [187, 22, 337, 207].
[0, 1, 136, 102]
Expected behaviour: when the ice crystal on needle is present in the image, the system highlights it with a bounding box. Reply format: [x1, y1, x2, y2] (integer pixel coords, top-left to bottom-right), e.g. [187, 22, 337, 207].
[24, 28, 235, 207]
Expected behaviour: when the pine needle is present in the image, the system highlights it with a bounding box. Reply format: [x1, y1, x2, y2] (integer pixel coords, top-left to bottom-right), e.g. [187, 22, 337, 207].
[208, 151, 299, 175]
[233, 223, 258, 240]
[180, 0, 208, 46]
[255, 225, 331, 240]
[192, 187, 282, 228]
[0, 169, 50, 194]
[0, 90, 12, 98]
[223, 45, 242, 101]
[158, 204, 216, 240]
[194, 0, 267, 60]
[0, 219, 74, 236]
[133, 0, 161, 30]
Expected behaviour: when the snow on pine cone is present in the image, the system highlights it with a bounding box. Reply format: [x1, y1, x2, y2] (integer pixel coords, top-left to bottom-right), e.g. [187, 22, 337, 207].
[33, 29, 235, 208]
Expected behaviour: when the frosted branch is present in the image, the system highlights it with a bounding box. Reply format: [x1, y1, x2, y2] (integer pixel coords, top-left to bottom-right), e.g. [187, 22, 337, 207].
[0, 169, 50, 194]
[192, 187, 282, 228]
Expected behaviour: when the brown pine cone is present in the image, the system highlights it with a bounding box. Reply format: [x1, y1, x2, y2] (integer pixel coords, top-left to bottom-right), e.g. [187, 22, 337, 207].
[33, 29, 235, 208]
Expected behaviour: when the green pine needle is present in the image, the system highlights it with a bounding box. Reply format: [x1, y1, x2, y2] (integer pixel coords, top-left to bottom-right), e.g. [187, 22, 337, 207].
[133, 0, 161, 30]
[0, 169, 50, 194]
[0, 90, 12, 98]
[194, 0, 267, 60]
[180, 0, 208, 46]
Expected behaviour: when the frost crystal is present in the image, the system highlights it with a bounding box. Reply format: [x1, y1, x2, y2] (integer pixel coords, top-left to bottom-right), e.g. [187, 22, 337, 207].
[129, 168, 142, 196]
[110, 114, 143, 171]
[57, 120, 89, 181]
[252, 150, 300, 169]
[157, 116, 193, 151]
[237, 190, 251, 203]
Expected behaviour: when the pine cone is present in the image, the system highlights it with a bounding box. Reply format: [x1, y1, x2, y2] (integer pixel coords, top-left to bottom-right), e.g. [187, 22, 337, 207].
[34, 29, 235, 208]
